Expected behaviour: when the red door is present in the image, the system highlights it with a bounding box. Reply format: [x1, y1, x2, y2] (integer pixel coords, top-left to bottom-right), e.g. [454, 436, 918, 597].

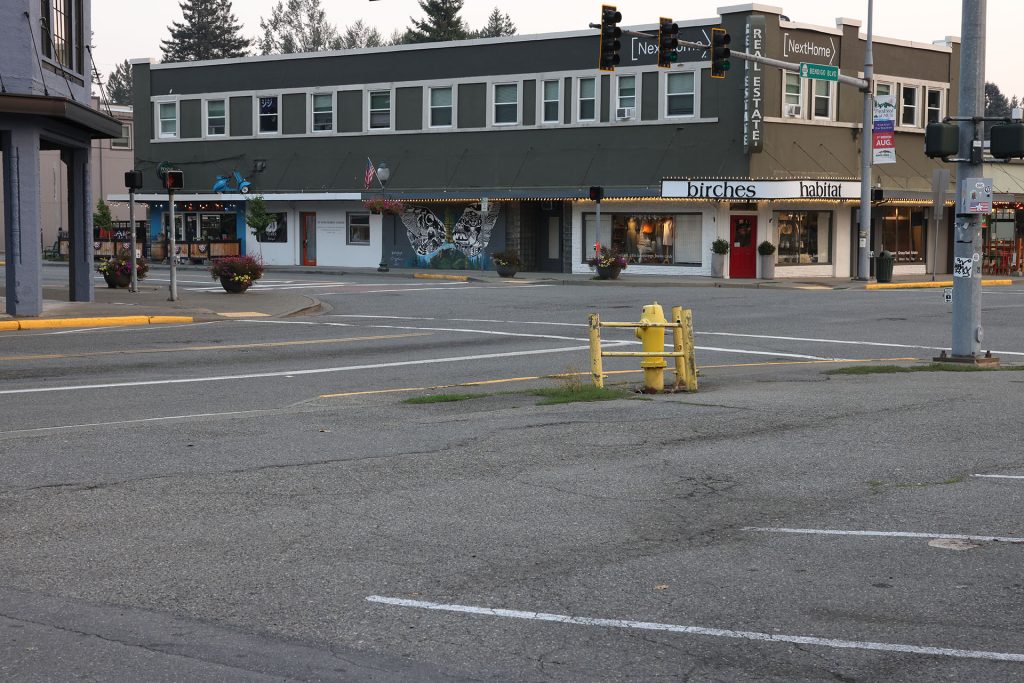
[729, 215, 757, 278]
[300, 212, 316, 266]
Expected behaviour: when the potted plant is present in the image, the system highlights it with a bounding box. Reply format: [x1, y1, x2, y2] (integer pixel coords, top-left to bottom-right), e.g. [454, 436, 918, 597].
[710, 238, 729, 278]
[491, 249, 522, 277]
[588, 247, 628, 280]
[362, 198, 405, 215]
[210, 255, 264, 293]
[758, 240, 777, 279]
[97, 251, 148, 288]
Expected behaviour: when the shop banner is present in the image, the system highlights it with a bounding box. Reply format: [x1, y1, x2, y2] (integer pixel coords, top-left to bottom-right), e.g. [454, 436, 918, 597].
[744, 15, 765, 154]
[872, 95, 896, 165]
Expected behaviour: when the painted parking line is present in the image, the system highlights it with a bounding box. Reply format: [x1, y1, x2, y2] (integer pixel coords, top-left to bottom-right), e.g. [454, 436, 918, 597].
[743, 527, 1024, 544]
[972, 474, 1024, 481]
[365, 595, 1024, 663]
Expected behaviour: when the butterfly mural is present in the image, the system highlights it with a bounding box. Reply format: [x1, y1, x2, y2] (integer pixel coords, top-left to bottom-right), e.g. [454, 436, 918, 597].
[398, 203, 501, 267]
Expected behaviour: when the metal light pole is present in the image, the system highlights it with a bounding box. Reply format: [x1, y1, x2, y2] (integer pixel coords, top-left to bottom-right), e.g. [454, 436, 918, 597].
[950, 0, 988, 360]
[128, 187, 138, 292]
[856, 0, 874, 281]
[168, 190, 178, 301]
[377, 162, 391, 272]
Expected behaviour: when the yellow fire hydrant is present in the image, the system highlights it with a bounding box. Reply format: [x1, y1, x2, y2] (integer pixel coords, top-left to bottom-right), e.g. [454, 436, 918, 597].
[636, 302, 668, 392]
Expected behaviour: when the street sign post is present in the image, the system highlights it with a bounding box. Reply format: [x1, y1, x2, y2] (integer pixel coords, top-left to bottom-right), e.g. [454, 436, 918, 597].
[799, 62, 839, 81]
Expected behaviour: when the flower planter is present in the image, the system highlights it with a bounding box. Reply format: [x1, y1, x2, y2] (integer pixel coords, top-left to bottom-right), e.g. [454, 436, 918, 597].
[710, 253, 726, 278]
[595, 265, 622, 280]
[219, 275, 251, 293]
[495, 264, 518, 278]
[102, 271, 131, 288]
[760, 255, 776, 280]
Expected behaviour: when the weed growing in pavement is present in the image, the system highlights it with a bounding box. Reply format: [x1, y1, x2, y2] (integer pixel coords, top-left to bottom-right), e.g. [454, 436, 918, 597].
[402, 393, 487, 405]
[824, 363, 1024, 376]
[529, 386, 636, 405]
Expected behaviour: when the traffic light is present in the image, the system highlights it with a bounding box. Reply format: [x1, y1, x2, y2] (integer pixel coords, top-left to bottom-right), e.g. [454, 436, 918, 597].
[657, 18, 679, 69]
[589, 186, 604, 202]
[924, 122, 959, 159]
[124, 170, 143, 190]
[164, 170, 184, 190]
[598, 5, 621, 72]
[710, 27, 731, 78]
[990, 123, 1024, 159]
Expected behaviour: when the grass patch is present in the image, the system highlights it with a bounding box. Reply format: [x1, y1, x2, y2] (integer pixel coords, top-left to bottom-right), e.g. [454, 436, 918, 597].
[402, 393, 487, 405]
[825, 362, 1012, 376]
[529, 386, 636, 405]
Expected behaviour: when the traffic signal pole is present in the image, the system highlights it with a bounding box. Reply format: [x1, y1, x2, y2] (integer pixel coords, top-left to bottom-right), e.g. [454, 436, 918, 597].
[856, 0, 874, 281]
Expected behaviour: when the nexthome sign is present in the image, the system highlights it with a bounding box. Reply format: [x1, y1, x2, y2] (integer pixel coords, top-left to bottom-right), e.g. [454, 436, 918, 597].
[661, 179, 861, 200]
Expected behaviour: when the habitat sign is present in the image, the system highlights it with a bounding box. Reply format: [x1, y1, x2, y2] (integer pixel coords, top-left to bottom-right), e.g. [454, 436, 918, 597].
[661, 179, 861, 200]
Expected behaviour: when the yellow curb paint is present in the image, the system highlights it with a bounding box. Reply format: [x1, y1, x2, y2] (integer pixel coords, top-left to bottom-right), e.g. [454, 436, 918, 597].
[0, 321, 19, 331]
[147, 316, 195, 324]
[1, 315, 194, 331]
[413, 273, 470, 282]
[866, 279, 1014, 290]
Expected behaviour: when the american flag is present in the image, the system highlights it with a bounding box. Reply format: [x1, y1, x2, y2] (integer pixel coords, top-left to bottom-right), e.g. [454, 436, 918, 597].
[364, 158, 376, 190]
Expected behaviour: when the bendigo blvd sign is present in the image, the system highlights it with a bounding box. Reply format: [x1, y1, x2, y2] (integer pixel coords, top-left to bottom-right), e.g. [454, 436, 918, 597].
[661, 179, 861, 200]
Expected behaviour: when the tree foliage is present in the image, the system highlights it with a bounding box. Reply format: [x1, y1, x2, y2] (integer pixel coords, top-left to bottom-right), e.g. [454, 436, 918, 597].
[985, 82, 1016, 138]
[105, 60, 133, 105]
[246, 196, 274, 240]
[257, 0, 344, 54]
[161, 0, 251, 63]
[404, 0, 469, 44]
[475, 8, 516, 38]
[340, 19, 384, 49]
[93, 199, 113, 234]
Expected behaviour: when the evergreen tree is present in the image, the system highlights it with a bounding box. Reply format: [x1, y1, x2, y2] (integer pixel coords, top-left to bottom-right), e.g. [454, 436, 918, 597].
[93, 199, 113, 237]
[405, 0, 469, 44]
[340, 19, 384, 50]
[246, 195, 273, 243]
[386, 29, 407, 46]
[984, 82, 1012, 138]
[474, 8, 516, 38]
[257, 0, 343, 54]
[105, 60, 133, 105]
[161, 0, 251, 63]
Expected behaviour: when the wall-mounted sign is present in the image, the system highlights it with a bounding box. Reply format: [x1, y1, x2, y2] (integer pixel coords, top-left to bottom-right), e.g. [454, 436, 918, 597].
[782, 32, 837, 65]
[628, 26, 713, 65]
[744, 15, 765, 154]
[661, 179, 861, 200]
[872, 95, 897, 165]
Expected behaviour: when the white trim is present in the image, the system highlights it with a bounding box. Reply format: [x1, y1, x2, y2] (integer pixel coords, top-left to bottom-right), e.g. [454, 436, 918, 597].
[899, 83, 919, 128]
[575, 76, 598, 124]
[778, 20, 842, 36]
[763, 117, 859, 129]
[863, 34, 953, 53]
[664, 70, 698, 119]
[810, 78, 836, 121]
[491, 81, 520, 126]
[310, 91, 335, 134]
[256, 94, 281, 135]
[367, 88, 393, 131]
[426, 85, 455, 129]
[155, 99, 179, 139]
[539, 78, 562, 125]
[204, 97, 228, 138]
[615, 73, 638, 114]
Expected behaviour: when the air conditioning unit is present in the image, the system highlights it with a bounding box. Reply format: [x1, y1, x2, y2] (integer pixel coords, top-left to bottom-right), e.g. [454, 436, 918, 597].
[615, 107, 635, 120]
[784, 104, 802, 118]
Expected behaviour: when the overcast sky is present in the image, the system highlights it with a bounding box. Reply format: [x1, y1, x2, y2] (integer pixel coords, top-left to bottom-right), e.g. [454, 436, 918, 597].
[91, 1, 1022, 99]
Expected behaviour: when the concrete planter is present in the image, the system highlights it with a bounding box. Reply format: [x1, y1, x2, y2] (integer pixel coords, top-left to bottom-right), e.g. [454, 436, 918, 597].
[760, 255, 776, 280]
[710, 253, 726, 278]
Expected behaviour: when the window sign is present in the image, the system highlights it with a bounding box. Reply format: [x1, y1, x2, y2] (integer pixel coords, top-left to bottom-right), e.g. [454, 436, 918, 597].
[259, 96, 279, 133]
[256, 213, 288, 243]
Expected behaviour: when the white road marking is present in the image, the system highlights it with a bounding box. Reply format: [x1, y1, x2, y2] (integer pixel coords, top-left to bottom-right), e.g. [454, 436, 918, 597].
[743, 527, 1024, 543]
[972, 474, 1024, 480]
[0, 321, 221, 337]
[365, 595, 1024, 663]
[0, 409, 273, 435]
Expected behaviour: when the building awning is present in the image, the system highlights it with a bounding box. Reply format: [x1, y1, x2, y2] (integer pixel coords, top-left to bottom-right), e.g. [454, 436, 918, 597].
[107, 192, 363, 202]
[0, 93, 122, 139]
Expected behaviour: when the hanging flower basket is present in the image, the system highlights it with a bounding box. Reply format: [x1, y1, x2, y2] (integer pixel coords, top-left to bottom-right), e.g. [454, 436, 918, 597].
[362, 198, 405, 215]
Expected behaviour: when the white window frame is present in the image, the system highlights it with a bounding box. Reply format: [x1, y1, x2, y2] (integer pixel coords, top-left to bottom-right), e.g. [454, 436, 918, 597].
[428, 86, 454, 129]
[875, 81, 894, 98]
[616, 74, 636, 111]
[368, 89, 392, 130]
[541, 79, 561, 125]
[111, 122, 132, 149]
[310, 92, 334, 133]
[811, 79, 835, 121]
[665, 71, 696, 119]
[157, 100, 178, 139]
[925, 87, 944, 124]
[900, 84, 919, 128]
[257, 95, 280, 135]
[205, 98, 228, 137]
[492, 82, 519, 126]
[782, 71, 803, 118]
[346, 213, 371, 245]
[577, 77, 597, 122]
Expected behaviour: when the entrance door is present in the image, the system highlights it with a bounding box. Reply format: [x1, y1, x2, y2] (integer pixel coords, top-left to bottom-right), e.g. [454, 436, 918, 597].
[534, 211, 563, 272]
[729, 215, 757, 278]
[300, 212, 317, 266]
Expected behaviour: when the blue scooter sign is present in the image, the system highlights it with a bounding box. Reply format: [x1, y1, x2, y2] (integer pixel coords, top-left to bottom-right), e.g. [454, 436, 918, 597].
[213, 170, 251, 194]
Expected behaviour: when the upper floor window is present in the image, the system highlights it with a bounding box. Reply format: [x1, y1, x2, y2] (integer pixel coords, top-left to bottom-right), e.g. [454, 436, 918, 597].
[783, 72, 803, 118]
[41, 0, 84, 74]
[578, 77, 596, 121]
[207, 99, 227, 136]
[430, 87, 453, 127]
[312, 93, 333, 132]
[666, 72, 695, 117]
[926, 88, 943, 123]
[158, 102, 177, 139]
[259, 96, 279, 133]
[111, 123, 131, 149]
[900, 85, 918, 127]
[369, 90, 391, 129]
[617, 75, 636, 111]
[875, 81, 893, 98]
[494, 83, 518, 125]
[542, 80, 560, 123]
[812, 80, 833, 119]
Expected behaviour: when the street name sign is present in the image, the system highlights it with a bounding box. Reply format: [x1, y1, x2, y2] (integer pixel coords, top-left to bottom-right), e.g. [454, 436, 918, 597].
[799, 62, 838, 81]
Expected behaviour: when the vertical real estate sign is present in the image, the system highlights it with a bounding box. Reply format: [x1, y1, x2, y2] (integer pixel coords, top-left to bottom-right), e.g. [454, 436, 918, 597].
[744, 15, 765, 154]
[872, 95, 896, 164]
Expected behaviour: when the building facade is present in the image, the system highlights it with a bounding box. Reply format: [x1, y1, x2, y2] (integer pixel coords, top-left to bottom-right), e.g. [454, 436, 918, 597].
[121, 3, 963, 279]
[1, 0, 121, 315]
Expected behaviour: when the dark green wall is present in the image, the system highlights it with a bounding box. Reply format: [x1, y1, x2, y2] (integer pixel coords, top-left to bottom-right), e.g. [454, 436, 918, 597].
[641, 72, 658, 121]
[457, 83, 485, 128]
[180, 99, 201, 139]
[396, 87, 423, 131]
[282, 93, 305, 135]
[338, 91, 361, 132]
[522, 80, 536, 127]
[230, 96, 252, 136]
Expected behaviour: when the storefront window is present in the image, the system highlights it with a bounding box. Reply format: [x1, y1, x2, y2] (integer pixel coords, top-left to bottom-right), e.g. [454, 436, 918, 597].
[583, 212, 702, 265]
[880, 207, 926, 263]
[162, 212, 237, 241]
[775, 211, 832, 265]
[255, 213, 287, 243]
[348, 213, 370, 244]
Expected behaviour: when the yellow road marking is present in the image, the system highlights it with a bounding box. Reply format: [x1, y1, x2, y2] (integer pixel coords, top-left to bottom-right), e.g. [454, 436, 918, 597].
[413, 273, 470, 282]
[318, 357, 919, 398]
[0, 332, 432, 362]
[866, 279, 1014, 290]
[217, 311, 271, 318]
[1, 315, 193, 331]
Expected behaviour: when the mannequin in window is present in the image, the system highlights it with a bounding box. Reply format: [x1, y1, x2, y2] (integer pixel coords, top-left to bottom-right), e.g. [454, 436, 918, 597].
[625, 216, 639, 260]
[661, 217, 674, 262]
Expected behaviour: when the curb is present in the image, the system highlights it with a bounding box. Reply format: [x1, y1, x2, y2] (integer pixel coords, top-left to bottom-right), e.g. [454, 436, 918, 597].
[413, 273, 471, 282]
[866, 279, 1014, 290]
[0, 315, 193, 331]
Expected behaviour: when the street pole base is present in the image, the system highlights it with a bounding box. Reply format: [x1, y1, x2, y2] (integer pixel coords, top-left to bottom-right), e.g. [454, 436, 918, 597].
[377, 261, 390, 272]
[932, 350, 1000, 367]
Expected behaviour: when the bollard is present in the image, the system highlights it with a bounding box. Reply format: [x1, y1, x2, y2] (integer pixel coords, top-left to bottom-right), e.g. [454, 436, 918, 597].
[589, 313, 604, 388]
[672, 306, 698, 392]
[635, 302, 668, 392]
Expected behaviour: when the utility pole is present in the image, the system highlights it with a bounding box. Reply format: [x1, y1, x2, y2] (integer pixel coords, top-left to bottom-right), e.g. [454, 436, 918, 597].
[949, 0, 992, 362]
[856, 0, 874, 281]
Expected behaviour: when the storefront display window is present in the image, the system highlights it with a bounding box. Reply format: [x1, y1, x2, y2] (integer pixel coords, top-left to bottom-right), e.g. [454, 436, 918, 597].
[879, 207, 925, 263]
[255, 213, 288, 243]
[775, 211, 832, 265]
[162, 212, 237, 242]
[583, 212, 702, 265]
